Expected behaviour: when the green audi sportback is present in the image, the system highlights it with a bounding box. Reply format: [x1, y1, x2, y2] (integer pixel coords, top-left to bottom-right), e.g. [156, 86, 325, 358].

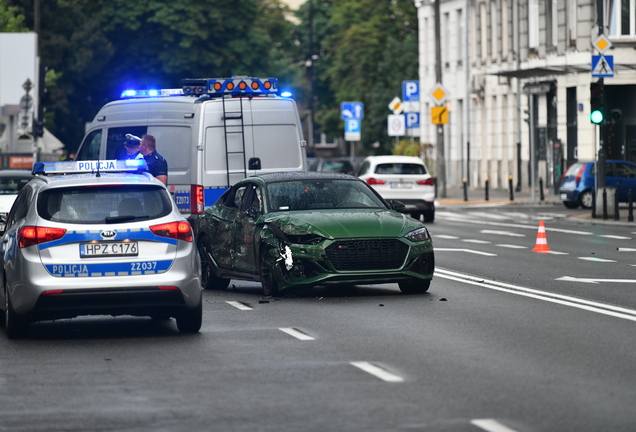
[197, 172, 434, 296]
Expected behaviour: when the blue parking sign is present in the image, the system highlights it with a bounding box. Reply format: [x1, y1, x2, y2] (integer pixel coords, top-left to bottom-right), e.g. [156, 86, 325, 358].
[402, 81, 419, 102]
[405, 112, 420, 129]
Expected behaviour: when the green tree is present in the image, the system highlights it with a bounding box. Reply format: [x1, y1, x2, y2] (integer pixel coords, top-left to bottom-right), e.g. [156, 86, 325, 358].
[0, 0, 27, 31]
[8, 0, 302, 151]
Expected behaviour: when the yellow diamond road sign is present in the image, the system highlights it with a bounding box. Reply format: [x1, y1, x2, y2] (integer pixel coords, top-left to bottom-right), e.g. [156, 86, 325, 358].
[429, 83, 449, 105]
[593, 34, 612, 54]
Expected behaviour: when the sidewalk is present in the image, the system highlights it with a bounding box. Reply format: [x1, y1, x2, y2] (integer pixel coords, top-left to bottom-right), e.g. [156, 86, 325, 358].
[434, 184, 636, 226]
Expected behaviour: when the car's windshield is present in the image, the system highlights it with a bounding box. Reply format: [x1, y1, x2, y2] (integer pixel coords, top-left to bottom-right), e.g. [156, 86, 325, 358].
[266, 179, 386, 212]
[37, 185, 173, 224]
[0, 175, 31, 195]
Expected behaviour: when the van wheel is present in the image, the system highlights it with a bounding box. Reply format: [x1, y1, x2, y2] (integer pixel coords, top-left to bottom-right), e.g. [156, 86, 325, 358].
[423, 211, 435, 223]
[176, 300, 202, 333]
[5, 286, 29, 339]
[198, 235, 230, 290]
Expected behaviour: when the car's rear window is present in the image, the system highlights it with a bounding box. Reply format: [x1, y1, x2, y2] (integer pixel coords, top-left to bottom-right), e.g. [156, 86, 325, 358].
[266, 179, 386, 212]
[0, 176, 32, 195]
[564, 163, 586, 177]
[375, 163, 426, 175]
[37, 185, 173, 224]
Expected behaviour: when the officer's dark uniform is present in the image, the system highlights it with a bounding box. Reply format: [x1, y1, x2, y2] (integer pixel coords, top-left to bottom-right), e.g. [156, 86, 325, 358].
[144, 151, 168, 179]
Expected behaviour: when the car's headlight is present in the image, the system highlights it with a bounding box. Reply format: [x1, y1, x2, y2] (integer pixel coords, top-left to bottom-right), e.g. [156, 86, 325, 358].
[404, 227, 430, 242]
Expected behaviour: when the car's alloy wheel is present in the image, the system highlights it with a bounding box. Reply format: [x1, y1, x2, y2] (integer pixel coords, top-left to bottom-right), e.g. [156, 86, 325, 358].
[579, 190, 594, 209]
[5, 286, 29, 339]
[176, 299, 202, 333]
[398, 278, 431, 294]
[260, 255, 279, 297]
[197, 235, 230, 290]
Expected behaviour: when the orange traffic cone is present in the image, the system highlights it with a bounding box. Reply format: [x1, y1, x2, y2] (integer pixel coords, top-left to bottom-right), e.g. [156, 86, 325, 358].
[532, 220, 551, 253]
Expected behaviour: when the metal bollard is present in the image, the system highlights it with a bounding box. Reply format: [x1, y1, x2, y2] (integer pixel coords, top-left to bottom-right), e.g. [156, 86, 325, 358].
[463, 178, 468, 201]
[539, 178, 545, 201]
[485, 177, 489, 201]
[603, 188, 608, 220]
[629, 189, 634, 222]
[508, 175, 514, 201]
[615, 190, 620, 221]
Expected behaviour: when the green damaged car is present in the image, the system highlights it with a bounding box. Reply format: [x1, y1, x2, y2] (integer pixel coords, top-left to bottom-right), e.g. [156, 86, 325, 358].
[197, 172, 434, 296]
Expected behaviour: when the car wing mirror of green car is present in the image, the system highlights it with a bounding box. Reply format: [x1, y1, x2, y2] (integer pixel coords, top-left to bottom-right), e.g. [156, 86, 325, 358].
[388, 200, 406, 212]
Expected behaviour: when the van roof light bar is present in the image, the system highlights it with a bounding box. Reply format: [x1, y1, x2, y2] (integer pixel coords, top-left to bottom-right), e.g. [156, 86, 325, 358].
[120, 88, 183, 99]
[181, 77, 279, 96]
[32, 159, 149, 176]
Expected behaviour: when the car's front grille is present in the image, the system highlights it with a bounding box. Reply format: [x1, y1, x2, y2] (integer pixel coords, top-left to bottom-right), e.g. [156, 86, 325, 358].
[326, 239, 408, 271]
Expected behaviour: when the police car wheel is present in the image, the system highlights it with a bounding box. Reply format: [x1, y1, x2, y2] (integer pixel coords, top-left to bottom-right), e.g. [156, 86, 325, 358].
[176, 300, 202, 333]
[5, 286, 29, 339]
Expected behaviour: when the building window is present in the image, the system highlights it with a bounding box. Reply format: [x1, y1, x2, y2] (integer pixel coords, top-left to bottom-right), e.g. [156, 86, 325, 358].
[481, 2, 488, 60]
[609, 0, 636, 38]
[567, 0, 577, 46]
[547, 0, 558, 48]
[490, 0, 497, 58]
[457, 8, 464, 66]
[502, 0, 509, 55]
[528, 0, 539, 51]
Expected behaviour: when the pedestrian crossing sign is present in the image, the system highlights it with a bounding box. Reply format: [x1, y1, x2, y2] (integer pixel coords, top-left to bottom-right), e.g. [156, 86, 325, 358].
[592, 55, 614, 78]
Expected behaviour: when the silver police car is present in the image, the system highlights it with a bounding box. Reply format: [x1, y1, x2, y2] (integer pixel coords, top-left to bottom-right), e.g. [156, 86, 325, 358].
[0, 160, 202, 338]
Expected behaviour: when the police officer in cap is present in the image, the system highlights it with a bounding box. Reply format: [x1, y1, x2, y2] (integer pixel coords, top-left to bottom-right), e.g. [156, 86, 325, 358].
[123, 134, 144, 160]
[139, 134, 168, 185]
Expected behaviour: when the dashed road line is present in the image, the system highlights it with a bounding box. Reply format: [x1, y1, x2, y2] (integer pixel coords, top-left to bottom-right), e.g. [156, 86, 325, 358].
[471, 419, 521, 432]
[578, 257, 617, 262]
[463, 239, 491, 244]
[435, 234, 460, 239]
[350, 361, 404, 383]
[496, 244, 527, 249]
[279, 327, 315, 340]
[226, 301, 253, 311]
[599, 235, 632, 240]
[435, 248, 497, 256]
[481, 230, 526, 237]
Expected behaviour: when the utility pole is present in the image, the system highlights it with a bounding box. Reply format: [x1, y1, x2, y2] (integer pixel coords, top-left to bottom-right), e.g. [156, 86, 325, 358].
[434, 0, 446, 198]
[596, 0, 606, 189]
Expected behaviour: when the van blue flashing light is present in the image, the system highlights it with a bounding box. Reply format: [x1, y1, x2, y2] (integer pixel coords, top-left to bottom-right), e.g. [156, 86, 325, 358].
[32, 159, 149, 175]
[280, 91, 292, 98]
[120, 89, 183, 99]
[181, 77, 279, 96]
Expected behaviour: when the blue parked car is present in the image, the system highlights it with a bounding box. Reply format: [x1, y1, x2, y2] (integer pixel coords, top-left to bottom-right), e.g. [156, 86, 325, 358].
[559, 160, 636, 209]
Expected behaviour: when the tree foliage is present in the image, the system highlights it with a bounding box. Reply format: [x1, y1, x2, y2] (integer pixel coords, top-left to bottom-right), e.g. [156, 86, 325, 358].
[0, 0, 27, 31]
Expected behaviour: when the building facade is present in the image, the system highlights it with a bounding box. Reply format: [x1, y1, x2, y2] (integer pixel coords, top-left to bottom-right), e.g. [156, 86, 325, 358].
[415, 0, 635, 194]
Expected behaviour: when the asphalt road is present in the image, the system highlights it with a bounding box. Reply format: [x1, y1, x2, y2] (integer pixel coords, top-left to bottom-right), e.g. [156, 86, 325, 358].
[1, 203, 636, 432]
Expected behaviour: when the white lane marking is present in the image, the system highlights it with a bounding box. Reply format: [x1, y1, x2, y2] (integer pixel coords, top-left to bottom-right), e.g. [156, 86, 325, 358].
[435, 268, 636, 321]
[435, 234, 459, 239]
[496, 244, 527, 249]
[545, 250, 569, 255]
[557, 276, 636, 284]
[463, 239, 491, 244]
[481, 230, 526, 237]
[279, 327, 315, 340]
[471, 419, 521, 432]
[435, 248, 497, 256]
[435, 212, 593, 235]
[618, 248, 636, 252]
[350, 362, 404, 383]
[466, 212, 512, 220]
[578, 257, 617, 262]
[599, 235, 632, 240]
[226, 301, 253, 311]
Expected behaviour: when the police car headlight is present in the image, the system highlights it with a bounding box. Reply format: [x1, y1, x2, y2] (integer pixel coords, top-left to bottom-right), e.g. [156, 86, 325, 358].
[404, 227, 430, 242]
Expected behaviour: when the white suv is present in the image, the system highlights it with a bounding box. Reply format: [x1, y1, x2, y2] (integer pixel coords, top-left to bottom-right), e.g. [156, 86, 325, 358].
[357, 155, 435, 222]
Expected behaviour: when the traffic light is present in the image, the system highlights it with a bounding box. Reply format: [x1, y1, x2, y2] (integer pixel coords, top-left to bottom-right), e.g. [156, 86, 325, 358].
[590, 81, 604, 124]
[32, 119, 44, 138]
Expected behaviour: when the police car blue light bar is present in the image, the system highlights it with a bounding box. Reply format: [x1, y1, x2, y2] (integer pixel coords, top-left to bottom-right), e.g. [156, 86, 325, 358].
[120, 89, 183, 99]
[32, 159, 149, 175]
[181, 77, 279, 96]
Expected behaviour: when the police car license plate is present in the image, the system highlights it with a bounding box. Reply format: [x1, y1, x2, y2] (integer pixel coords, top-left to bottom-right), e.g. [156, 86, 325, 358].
[80, 242, 139, 257]
[390, 182, 412, 189]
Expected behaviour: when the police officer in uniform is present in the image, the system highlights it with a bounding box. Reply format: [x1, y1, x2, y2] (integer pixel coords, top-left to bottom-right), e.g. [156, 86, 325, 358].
[138, 134, 168, 185]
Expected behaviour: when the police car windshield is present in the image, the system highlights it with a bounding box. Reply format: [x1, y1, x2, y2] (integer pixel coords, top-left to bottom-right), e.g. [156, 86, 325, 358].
[37, 185, 172, 224]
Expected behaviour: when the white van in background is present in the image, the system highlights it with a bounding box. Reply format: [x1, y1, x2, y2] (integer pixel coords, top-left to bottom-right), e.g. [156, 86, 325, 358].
[75, 77, 307, 231]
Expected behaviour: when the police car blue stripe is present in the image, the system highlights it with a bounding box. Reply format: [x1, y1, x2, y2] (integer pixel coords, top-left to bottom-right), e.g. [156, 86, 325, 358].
[45, 260, 173, 277]
[39, 229, 178, 251]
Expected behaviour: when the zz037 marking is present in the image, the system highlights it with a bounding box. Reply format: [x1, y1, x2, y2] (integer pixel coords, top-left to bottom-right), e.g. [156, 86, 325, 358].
[131, 261, 158, 271]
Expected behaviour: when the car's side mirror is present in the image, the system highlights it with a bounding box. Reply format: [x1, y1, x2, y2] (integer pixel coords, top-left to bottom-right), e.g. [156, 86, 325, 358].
[389, 200, 406, 212]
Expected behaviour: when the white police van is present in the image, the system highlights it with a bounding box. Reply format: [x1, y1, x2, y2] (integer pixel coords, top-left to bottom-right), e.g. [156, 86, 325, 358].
[75, 77, 307, 231]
